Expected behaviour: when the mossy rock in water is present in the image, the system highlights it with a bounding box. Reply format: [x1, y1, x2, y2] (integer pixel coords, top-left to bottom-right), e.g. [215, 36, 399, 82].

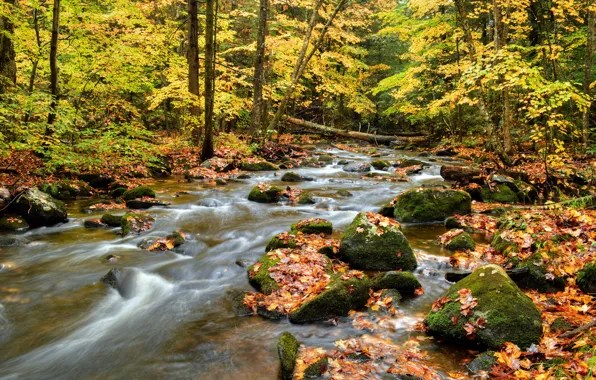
[371, 271, 421, 294]
[121, 213, 154, 236]
[266, 233, 298, 252]
[0, 215, 28, 232]
[444, 216, 463, 230]
[577, 260, 596, 294]
[378, 203, 395, 217]
[318, 154, 333, 163]
[371, 159, 390, 170]
[277, 332, 300, 380]
[291, 219, 332, 235]
[289, 275, 370, 323]
[425, 264, 542, 350]
[281, 172, 313, 182]
[393, 188, 471, 223]
[297, 192, 316, 205]
[110, 187, 128, 198]
[240, 161, 279, 171]
[167, 231, 186, 247]
[336, 189, 352, 197]
[343, 162, 371, 173]
[304, 357, 328, 378]
[248, 184, 283, 203]
[122, 186, 156, 201]
[398, 158, 425, 168]
[467, 351, 497, 374]
[38, 180, 92, 200]
[446, 232, 475, 251]
[11, 188, 67, 227]
[339, 212, 416, 271]
[101, 213, 124, 227]
[512, 254, 565, 293]
[480, 184, 518, 203]
[247, 254, 282, 294]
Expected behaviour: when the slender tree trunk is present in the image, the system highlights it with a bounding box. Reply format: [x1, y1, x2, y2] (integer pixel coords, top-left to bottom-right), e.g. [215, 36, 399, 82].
[24, 7, 43, 123]
[493, 0, 512, 155]
[47, 0, 60, 126]
[201, 0, 216, 160]
[250, 0, 268, 135]
[0, 0, 17, 94]
[583, 7, 594, 147]
[188, 0, 202, 145]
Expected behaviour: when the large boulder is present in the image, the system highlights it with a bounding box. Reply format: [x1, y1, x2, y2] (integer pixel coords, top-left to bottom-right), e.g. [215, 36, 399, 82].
[277, 332, 300, 380]
[281, 172, 314, 182]
[425, 264, 542, 350]
[480, 184, 518, 203]
[393, 188, 471, 223]
[288, 276, 370, 323]
[339, 212, 416, 271]
[578, 260, 596, 295]
[11, 188, 67, 227]
[446, 232, 475, 251]
[248, 184, 283, 203]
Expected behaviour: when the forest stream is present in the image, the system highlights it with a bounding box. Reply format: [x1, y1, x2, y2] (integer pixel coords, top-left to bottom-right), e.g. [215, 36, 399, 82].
[0, 147, 482, 379]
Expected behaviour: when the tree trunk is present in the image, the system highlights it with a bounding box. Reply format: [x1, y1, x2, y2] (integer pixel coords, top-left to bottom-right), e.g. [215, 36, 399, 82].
[47, 0, 60, 126]
[493, 0, 513, 155]
[188, 0, 201, 145]
[201, 0, 216, 160]
[583, 7, 594, 147]
[24, 6, 42, 123]
[0, 0, 17, 94]
[250, 0, 268, 135]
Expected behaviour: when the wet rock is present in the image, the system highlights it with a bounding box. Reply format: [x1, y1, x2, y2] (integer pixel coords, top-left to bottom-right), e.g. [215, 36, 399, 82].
[343, 162, 371, 173]
[371, 160, 390, 170]
[340, 212, 416, 271]
[336, 189, 352, 197]
[11, 188, 67, 227]
[100, 268, 125, 289]
[101, 213, 124, 227]
[318, 154, 333, 163]
[304, 357, 328, 378]
[378, 203, 395, 217]
[231, 291, 253, 317]
[371, 271, 421, 294]
[281, 172, 314, 182]
[38, 180, 93, 200]
[122, 186, 156, 201]
[0, 236, 25, 247]
[297, 192, 316, 205]
[444, 216, 462, 230]
[278, 332, 300, 380]
[337, 159, 351, 165]
[578, 260, 596, 294]
[84, 219, 106, 229]
[291, 219, 332, 235]
[266, 233, 298, 252]
[398, 159, 425, 168]
[167, 231, 186, 247]
[480, 184, 518, 203]
[235, 259, 252, 268]
[512, 254, 565, 293]
[125, 199, 169, 209]
[425, 264, 542, 350]
[248, 184, 283, 203]
[215, 178, 227, 186]
[121, 213, 154, 236]
[110, 187, 128, 198]
[257, 304, 284, 320]
[240, 161, 279, 171]
[393, 188, 471, 223]
[0, 215, 28, 232]
[248, 254, 283, 294]
[105, 254, 120, 263]
[197, 198, 223, 207]
[446, 232, 475, 251]
[237, 174, 251, 179]
[288, 276, 370, 323]
[467, 351, 497, 374]
[200, 158, 234, 172]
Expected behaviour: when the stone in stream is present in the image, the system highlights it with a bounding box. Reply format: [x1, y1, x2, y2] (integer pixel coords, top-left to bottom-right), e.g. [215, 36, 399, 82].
[425, 264, 542, 350]
[445, 232, 475, 251]
[110, 187, 128, 198]
[0, 235, 25, 247]
[378, 203, 395, 217]
[122, 186, 156, 201]
[38, 180, 93, 200]
[371, 271, 422, 294]
[277, 332, 300, 380]
[371, 159, 390, 170]
[296, 192, 315, 205]
[121, 213, 155, 236]
[84, 219, 106, 228]
[248, 184, 283, 203]
[397, 158, 426, 168]
[197, 198, 224, 207]
[101, 213, 124, 227]
[11, 188, 68, 227]
[318, 154, 333, 163]
[343, 162, 371, 173]
[336, 189, 352, 197]
[393, 188, 471, 223]
[240, 161, 279, 171]
[281, 172, 314, 182]
[125, 199, 169, 209]
[266, 233, 298, 252]
[467, 351, 497, 374]
[339, 212, 416, 271]
[577, 260, 596, 295]
[291, 218, 332, 235]
[231, 291, 254, 317]
[0, 215, 29, 232]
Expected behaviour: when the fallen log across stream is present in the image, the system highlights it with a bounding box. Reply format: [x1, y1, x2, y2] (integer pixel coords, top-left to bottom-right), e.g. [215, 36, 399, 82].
[283, 116, 428, 145]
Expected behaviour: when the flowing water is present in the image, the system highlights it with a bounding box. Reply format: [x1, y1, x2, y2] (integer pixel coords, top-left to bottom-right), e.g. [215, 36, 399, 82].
[0, 148, 473, 379]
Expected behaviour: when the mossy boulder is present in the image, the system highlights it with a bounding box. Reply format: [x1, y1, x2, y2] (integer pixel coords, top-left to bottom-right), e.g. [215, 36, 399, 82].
[318, 154, 333, 163]
[491, 231, 519, 255]
[288, 275, 371, 323]
[371, 160, 390, 170]
[240, 161, 279, 171]
[378, 203, 395, 217]
[425, 264, 542, 350]
[371, 271, 421, 294]
[38, 180, 92, 200]
[577, 260, 596, 294]
[467, 351, 497, 374]
[277, 332, 300, 380]
[167, 231, 186, 247]
[304, 357, 328, 378]
[12, 188, 67, 227]
[122, 186, 156, 201]
[248, 184, 283, 203]
[291, 219, 332, 235]
[339, 212, 416, 271]
[393, 188, 471, 223]
[101, 213, 124, 227]
[513, 254, 565, 293]
[336, 189, 353, 197]
[446, 232, 475, 251]
[444, 216, 463, 230]
[266, 233, 299, 252]
[121, 213, 154, 236]
[281, 172, 314, 182]
[0, 215, 28, 232]
[84, 219, 106, 228]
[110, 187, 128, 198]
[247, 254, 282, 294]
[297, 192, 315, 205]
[480, 184, 518, 203]
[398, 159, 425, 168]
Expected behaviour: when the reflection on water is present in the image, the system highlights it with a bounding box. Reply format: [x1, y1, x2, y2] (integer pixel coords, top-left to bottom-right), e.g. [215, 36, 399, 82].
[0, 148, 470, 379]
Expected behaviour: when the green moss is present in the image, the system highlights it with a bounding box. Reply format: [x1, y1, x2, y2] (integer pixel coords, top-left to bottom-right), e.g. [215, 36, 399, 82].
[289, 275, 370, 323]
[240, 161, 279, 171]
[166, 231, 186, 247]
[297, 192, 315, 205]
[340, 212, 416, 271]
[446, 232, 475, 251]
[110, 187, 128, 198]
[491, 231, 519, 255]
[371, 160, 390, 170]
[122, 186, 156, 201]
[281, 172, 309, 182]
[248, 185, 283, 203]
[247, 254, 281, 294]
[514, 254, 565, 292]
[303, 357, 328, 378]
[0, 215, 28, 231]
[101, 213, 124, 227]
[394, 188, 472, 223]
[425, 264, 542, 350]
[371, 271, 421, 294]
[480, 184, 518, 203]
[550, 318, 572, 333]
[121, 212, 154, 236]
[38, 180, 92, 200]
[318, 154, 333, 163]
[336, 189, 353, 197]
[291, 219, 332, 235]
[277, 332, 300, 380]
[266, 233, 298, 252]
[577, 260, 596, 294]
[444, 216, 463, 229]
